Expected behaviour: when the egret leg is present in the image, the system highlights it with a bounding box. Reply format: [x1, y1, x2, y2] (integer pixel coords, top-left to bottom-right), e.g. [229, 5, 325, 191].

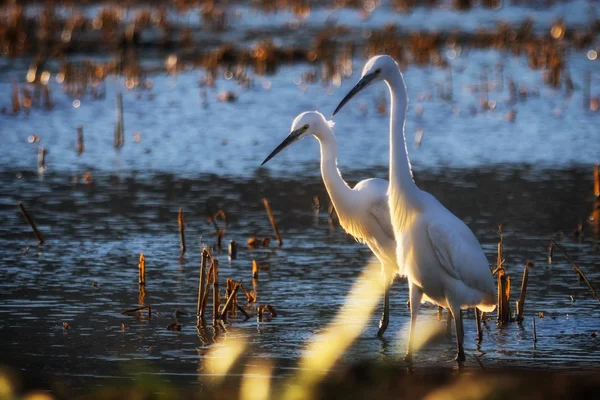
[447, 301, 465, 362]
[405, 283, 423, 361]
[377, 282, 390, 337]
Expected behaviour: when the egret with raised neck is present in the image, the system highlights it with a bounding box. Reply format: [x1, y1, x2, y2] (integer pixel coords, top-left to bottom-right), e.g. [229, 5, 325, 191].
[334, 56, 496, 362]
[262, 111, 401, 336]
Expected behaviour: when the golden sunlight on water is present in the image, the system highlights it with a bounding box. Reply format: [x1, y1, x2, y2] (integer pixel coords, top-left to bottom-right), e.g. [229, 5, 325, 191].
[285, 257, 383, 399]
[239, 359, 273, 400]
[205, 339, 246, 382]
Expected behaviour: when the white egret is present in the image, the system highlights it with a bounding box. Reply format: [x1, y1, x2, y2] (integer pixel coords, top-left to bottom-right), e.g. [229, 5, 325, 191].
[333, 56, 496, 362]
[261, 111, 400, 336]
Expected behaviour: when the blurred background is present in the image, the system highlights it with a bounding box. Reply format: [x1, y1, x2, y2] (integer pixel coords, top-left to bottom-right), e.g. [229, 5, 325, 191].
[1, 1, 600, 398]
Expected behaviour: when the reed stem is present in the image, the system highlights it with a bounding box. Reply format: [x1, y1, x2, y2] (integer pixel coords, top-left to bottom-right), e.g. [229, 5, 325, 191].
[18, 202, 44, 244]
[197, 249, 209, 315]
[263, 197, 283, 247]
[212, 258, 219, 325]
[178, 208, 186, 256]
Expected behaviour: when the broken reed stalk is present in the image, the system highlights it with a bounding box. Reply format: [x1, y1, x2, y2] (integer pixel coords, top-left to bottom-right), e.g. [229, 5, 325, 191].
[200, 260, 214, 317]
[178, 208, 186, 256]
[76, 125, 84, 155]
[138, 284, 146, 305]
[18, 202, 44, 244]
[212, 258, 220, 325]
[220, 281, 241, 320]
[252, 259, 259, 280]
[205, 203, 220, 233]
[475, 307, 482, 343]
[217, 229, 223, 249]
[496, 228, 511, 323]
[121, 306, 151, 318]
[328, 203, 337, 224]
[114, 92, 124, 149]
[197, 249, 209, 316]
[549, 238, 600, 305]
[239, 282, 255, 303]
[263, 197, 283, 247]
[516, 261, 532, 321]
[205, 203, 225, 248]
[236, 304, 250, 319]
[548, 241, 554, 263]
[138, 252, 145, 285]
[37, 147, 46, 172]
[594, 164, 600, 199]
[11, 82, 21, 113]
[228, 240, 238, 259]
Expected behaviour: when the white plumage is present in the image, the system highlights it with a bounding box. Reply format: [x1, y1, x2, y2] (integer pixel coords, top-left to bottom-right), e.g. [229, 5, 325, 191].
[262, 111, 400, 336]
[334, 55, 496, 362]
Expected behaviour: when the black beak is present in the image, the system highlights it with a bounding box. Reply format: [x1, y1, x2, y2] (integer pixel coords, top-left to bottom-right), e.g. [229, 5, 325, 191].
[333, 72, 378, 116]
[261, 128, 305, 166]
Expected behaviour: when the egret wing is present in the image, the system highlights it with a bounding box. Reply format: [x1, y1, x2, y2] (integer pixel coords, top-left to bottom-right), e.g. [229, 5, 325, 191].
[353, 178, 395, 241]
[368, 198, 395, 241]
[427, 221, 494, 294]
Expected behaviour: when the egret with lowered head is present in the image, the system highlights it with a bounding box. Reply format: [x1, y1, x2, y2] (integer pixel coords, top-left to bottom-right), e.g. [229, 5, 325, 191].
[262, 111, 401, 336]
[333, 55, 496, 362]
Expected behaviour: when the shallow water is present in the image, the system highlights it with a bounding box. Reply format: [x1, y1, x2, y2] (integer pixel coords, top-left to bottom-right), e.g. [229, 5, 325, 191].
[1, 166, 599, 393]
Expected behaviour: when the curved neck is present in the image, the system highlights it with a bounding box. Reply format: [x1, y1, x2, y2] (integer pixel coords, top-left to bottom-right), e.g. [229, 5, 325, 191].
[314, 132, 354, 212]
[385, 69, 421, 210]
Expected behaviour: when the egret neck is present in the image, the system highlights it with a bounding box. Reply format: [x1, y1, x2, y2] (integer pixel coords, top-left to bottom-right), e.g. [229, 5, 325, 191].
[385, 68, 421, 217]
[315, 130, 354, 213]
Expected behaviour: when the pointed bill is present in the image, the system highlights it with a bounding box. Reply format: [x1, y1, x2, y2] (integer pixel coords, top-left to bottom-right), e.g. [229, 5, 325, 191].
[333, 72, 378, 116]
[261, 128, 305, 166]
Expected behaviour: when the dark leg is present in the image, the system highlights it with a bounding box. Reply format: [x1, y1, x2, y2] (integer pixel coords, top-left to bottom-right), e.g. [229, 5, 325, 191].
[475, 307, 482, 343]
[377, 283, 390, 337]
[447, 300, 465, 362]
[405, 283, 423, 361]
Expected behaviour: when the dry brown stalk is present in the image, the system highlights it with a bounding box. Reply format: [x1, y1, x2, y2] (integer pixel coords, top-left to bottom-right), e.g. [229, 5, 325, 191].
[37, 147, 47, 172]
[197, 249, 209, 315]
[138, 252, 145, 285]
[220, 280, 242, 320]
[252, 259, 259, 280]
[212, 258, 220, 325]
[266, 305, 277, 317]
[121, 306, 151, 318]
[178, 208, 186, 255]
[228, 240, 238, 259]
[550, 238, 600, 305]
[11, 82, 21, 114]
[18, 202, 44, 244]
[114, 92, 124, 149]
[239, 282, 256, 303]
[76, 125, 84, 155]
[263, 197, 283, 247]
[496, 228, 511, 323]
[201, 260, 214, 317]
[236, 304, 250, 319]
[516, 261, 533, 321]
[138, 284, 146, 305]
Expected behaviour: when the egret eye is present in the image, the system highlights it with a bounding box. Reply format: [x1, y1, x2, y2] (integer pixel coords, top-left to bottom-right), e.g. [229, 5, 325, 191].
[375, 68, 382, 74]
[303, 124, 309, 130]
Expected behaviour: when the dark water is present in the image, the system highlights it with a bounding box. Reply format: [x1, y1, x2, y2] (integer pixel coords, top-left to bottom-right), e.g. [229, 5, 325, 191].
[1, 166, 599, 394]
